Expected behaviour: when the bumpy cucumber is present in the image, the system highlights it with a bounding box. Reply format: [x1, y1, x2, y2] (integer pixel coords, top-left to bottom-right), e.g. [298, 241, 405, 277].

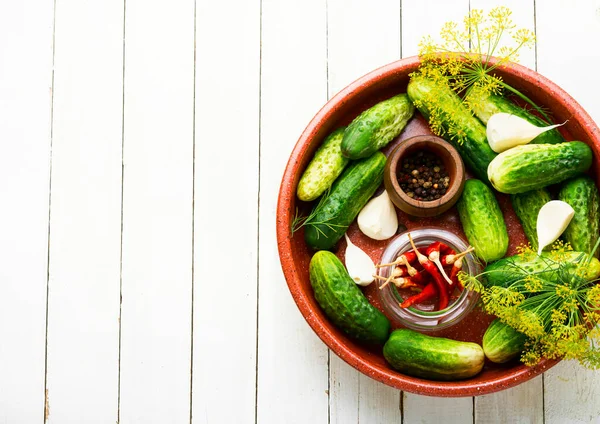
[467, 89, 565, 145]
[309, 251, 390, 344]
[297, 127, 349, 201]
[457, 179, 508, 262]
[511, 189, 552, 251]
[304, 152, 386, 250]
[558, 176, 600, 258]
[407, 76, 497, 184]
[341, 94, 415, 159]
[482, 319, 527, 364]
[383, 329, 484, 381]
[484, 251, 600, 287]
[487, 141, 593, 194]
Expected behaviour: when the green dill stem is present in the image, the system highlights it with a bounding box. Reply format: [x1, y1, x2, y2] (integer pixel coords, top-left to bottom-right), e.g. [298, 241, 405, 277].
[498, 81, 553, 123]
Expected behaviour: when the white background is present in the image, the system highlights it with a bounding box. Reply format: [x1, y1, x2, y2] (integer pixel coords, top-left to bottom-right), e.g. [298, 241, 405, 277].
[1, 0, 600, 422]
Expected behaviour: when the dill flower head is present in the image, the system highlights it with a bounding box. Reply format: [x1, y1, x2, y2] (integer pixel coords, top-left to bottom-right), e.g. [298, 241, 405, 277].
[412, 7, 537, 142]
[469, 243, 600, 369]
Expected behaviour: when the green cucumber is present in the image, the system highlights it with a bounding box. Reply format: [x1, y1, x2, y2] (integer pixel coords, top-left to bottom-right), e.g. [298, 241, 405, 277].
[511, 189, 552, 251]
[457, 179, 508, 262]
[341, 94, 415, 159]
[484, 251, 600, 287]
[304, 152, 386, 250]
[558, 176, 600, 258]
[297, 127, 349, 201]
[467, 89, 565, 145]
[309, 251, 390, 344]
[487, 141, 593, 194]
[407, 76, 497, 184]
[482, 319, 527, 363]
[383, 329, 484, 381]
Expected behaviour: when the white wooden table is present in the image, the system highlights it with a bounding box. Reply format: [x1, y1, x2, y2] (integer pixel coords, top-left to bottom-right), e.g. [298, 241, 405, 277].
[2, 0, 600, 422]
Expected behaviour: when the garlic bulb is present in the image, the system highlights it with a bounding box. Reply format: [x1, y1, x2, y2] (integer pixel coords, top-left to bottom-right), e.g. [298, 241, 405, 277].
[357, 190, 398, 240]
[536, 200, 575, 255]
[486, 113, 566, 153]
[344, 234, 375, 286]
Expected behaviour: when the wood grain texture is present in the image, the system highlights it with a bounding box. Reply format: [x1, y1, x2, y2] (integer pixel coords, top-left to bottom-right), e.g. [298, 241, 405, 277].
[257, 0, 329, 423]
[327, 0, 403, 422]
[119, 0, 194, 422]
[403, 393, 472, 424]
[0, 0, 53, 421]
[401, 1, 473, 419]
[475, 377, 543, 424]
[45, 0, 124, 422]
[192, 0, 260, 422]
[537, 1, 600, 422]
[467, 2, 543, 422]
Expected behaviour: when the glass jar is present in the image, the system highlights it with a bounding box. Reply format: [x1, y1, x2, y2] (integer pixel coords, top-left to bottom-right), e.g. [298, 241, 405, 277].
[377, 227, 481, 331]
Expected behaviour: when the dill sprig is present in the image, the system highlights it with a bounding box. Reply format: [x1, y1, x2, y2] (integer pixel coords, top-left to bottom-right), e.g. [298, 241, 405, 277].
[291, 188, 346, 238]
[460, 241, 600, 368]
[412, 7, 543, 143]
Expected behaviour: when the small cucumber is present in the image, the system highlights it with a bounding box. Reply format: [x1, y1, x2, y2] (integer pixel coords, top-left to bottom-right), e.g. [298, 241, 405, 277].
[341, 94, 415, 159]
[297, 127, 349, 201]
[304, 152, 386, 250]
[383, 329, 484, 381]
[467, 89, 565, 145]
[558, 176, 600, 258]
[487, 141, 593, 194]
[407, 76, 497, 184]
[482, 319, 527, 364]
[457, 179, 508, 262]
[511, 189, 552, 251]
[309, 251, 390, 344]
[484, 251, 600, 287]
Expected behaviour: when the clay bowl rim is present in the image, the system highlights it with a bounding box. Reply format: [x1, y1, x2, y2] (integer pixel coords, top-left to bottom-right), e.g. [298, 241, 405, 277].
[385, 134, 465, 216]
[276, 56, 599, 397]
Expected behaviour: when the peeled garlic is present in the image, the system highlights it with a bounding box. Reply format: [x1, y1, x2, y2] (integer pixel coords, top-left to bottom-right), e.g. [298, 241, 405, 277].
[357, 190, 398, 240]
[344, 234, 375, 286]
[536, 200, 575, 255]
[486, 113, 566, 153]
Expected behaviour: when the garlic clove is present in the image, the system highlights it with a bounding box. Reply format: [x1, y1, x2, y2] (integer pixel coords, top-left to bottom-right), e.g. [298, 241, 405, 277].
[486, 113, 566, 153]
[536, 200, 575, 255]
[344, 234, 376, 286]
[357, 190, 398, 240]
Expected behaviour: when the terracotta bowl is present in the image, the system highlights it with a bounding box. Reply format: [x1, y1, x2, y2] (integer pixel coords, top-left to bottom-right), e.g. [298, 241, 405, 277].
[276, 56, 600, 397]
[384, 135, 466, 217]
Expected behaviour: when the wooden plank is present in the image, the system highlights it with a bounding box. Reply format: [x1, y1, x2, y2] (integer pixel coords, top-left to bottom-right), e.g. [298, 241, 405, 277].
[466, 3, 542, 422]
[403, 393, 472, 423]
[257, 0, 329, 423]
[536, 2, 600, 423]
[475, 377, 543, 424]
[191, 0, 260, 422]
[119, 0, 194, 422]
[0, 0, 53, 421]
[44, 1, 123, 422]
[401, 0, 473, 419]
[327, 0, 402, 422]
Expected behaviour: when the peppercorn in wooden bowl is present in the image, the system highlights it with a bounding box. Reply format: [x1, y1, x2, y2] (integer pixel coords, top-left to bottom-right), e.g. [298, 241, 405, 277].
[384, 135, 465, 217]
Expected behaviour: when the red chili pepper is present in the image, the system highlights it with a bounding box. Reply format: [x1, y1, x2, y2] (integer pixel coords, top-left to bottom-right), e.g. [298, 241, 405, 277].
[424, 241, 452, 256]
[450, 257, 465, 290]
[408, 234, 449, 310]
[400, 282, 438, 308]
[392, 277, 421, 290]
[411, 270, 430, 286]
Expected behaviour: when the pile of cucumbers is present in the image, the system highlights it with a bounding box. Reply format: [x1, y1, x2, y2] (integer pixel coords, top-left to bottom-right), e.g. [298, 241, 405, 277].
[298, 73, 600, 382]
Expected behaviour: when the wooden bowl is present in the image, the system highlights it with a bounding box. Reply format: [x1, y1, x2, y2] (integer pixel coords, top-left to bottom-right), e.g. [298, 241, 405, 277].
[384, 135, 465, 217]
[276, 56, 600, 397]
